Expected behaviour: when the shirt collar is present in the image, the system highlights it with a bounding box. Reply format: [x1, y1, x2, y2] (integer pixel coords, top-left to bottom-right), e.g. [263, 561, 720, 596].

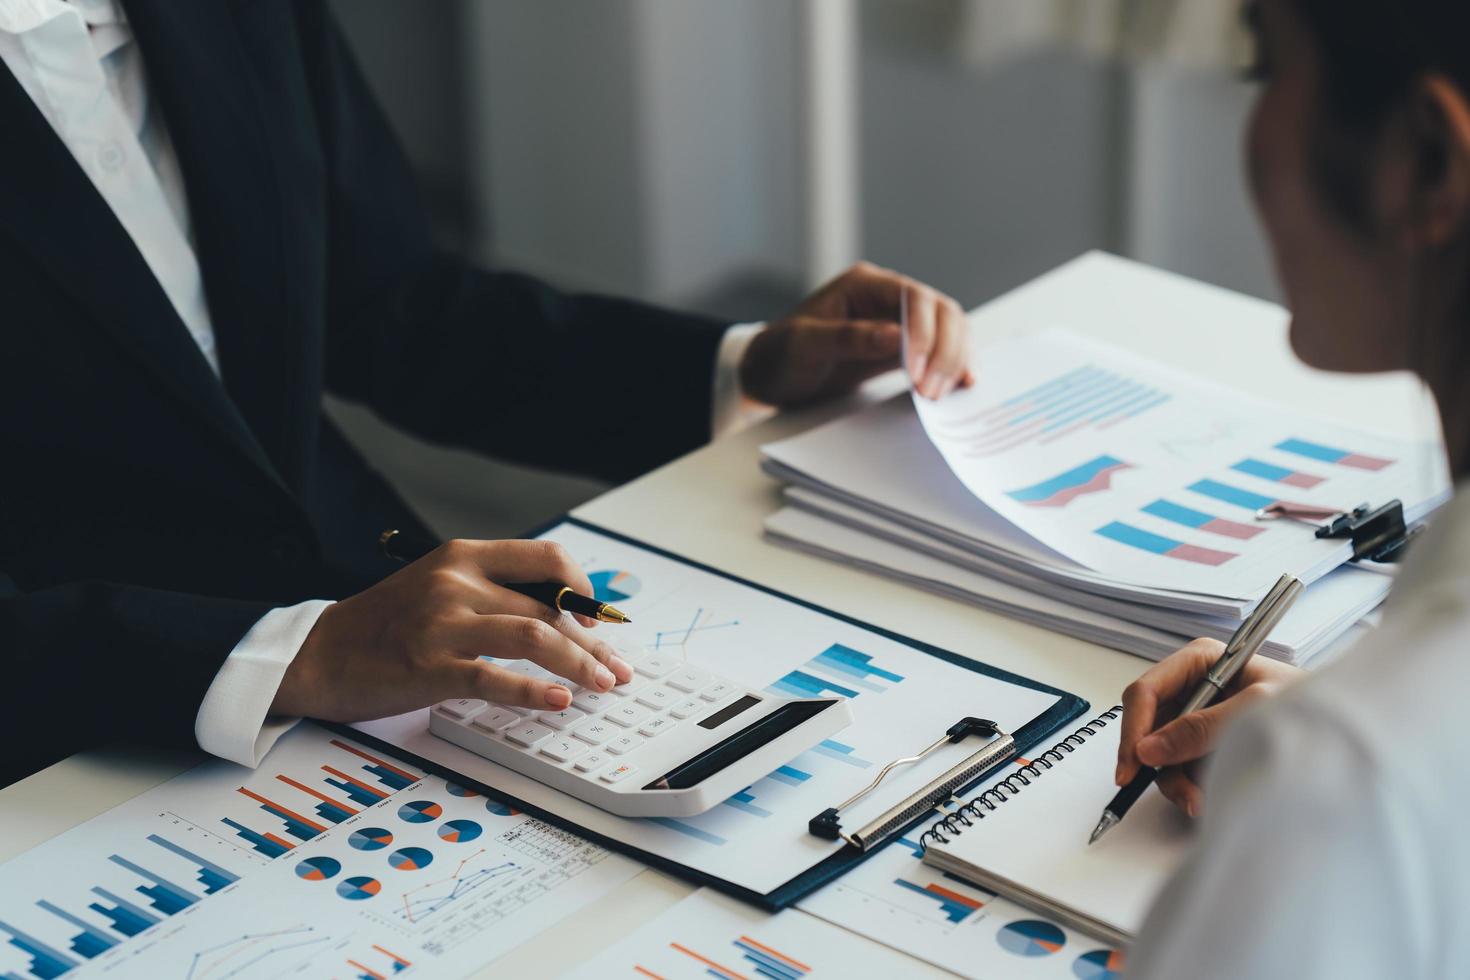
[0, 0, 123, 34]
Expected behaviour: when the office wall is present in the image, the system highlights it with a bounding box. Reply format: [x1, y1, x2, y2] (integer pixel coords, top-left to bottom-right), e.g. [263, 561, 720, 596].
[324, 0, 1277, 537]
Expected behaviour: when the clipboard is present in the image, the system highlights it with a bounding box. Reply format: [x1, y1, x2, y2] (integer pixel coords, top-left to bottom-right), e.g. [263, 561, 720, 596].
[340, 517, 1088, 910]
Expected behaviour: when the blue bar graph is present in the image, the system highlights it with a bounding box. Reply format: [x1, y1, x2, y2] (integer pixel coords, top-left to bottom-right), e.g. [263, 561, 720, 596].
[107, 855, 199, 915]
[807, 644, 905, 692]
[722, 789, 774, 818]
[1188, 479, 1276, 511]
[892, 878, 983, 925]
[767, 670, 858, 700]
[146, 835, 238, 895]
[35, 901, 115, 959]
[0, 919, 77, 980]
[648, 818, 727, 846]
[732, 936, 810, 979]
[88, 888, 158, 937]
[769, 644, 905, 699]
[220, 818, 291, 858]
[809, 739, 873, 768]
[767, 765, 811, 787]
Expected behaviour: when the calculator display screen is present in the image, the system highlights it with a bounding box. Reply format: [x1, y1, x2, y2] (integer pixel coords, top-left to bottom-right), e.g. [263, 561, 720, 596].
[644, 698, 839, 791]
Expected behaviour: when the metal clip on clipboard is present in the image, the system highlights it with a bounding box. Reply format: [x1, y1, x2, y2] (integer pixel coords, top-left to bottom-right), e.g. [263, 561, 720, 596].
[1257, 497, 1418, 563]
[807, 717, 1015, 851]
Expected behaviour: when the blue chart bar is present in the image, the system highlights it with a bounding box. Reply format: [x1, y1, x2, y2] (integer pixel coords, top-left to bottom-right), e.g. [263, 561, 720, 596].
[107, 855, 199, 916]
[767, 765, 811, 788]
[147, 835, 238, 895]
[809, 739, 873, 768]
[892, 879, 983, 925]
[648, 818, 728, 847]
[809, 644, 905, 693]
[768, 670, 858, 700]
[0, 918, 77, 980]
[732, 936, 810, 980]
[220, 818, 291, 858]
[35, 901, 115, 959]
[722, 789, 774, 818]
[88, 888, 158, 937]
[1188, 479, 1276, 511]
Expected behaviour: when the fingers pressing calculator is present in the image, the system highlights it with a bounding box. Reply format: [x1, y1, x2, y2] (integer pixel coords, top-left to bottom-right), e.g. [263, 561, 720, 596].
[429, 647, 853, 817]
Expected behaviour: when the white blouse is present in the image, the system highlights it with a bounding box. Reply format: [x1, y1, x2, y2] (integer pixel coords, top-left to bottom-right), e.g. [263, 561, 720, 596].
[1131, 488, 1470, 978]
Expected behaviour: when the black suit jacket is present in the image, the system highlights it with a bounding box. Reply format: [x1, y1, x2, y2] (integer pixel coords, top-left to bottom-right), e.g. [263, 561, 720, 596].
[0, 0, 728, 786]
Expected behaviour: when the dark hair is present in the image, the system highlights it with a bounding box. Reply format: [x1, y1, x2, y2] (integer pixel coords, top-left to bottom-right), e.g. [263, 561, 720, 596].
[1292, 2, 1470, 464]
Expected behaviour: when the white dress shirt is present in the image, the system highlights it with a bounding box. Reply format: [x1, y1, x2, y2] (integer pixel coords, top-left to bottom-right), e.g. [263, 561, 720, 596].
[1131, 486, 1470, 978]
[0, 0, 761, 767]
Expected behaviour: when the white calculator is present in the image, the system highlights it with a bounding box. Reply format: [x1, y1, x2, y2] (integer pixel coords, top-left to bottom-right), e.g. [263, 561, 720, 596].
[429, 647, 853, 818]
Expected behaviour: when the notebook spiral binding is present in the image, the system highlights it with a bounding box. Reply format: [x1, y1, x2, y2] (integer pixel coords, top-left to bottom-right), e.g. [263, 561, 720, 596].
[918, 706, 1123, 852]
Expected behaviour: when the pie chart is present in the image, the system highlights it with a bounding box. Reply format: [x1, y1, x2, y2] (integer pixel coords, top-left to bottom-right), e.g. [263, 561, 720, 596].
[588, 569, 641, 604]
[485, 799, 519, 817]
[336, 875, 382, 901]
[445, 782, 479, 798]
[437, 818, 483, 843]
[387, 846, 434, 871]
[997, 920, 1066, 958]
[294, 856, 341, 881]
[348, 827, 393, 851]
[398, 800, 443, 823]
[1073, 949, 1126, 980]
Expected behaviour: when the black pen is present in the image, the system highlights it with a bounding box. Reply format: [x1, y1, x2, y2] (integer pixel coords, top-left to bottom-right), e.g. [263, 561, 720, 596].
[377, 528, 632, 624]
[1089, 573, 1303, 845]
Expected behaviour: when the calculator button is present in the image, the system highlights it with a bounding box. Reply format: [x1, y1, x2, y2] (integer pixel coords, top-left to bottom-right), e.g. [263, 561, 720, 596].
[504, 722, 556, 749]
[600, 763, 638, 783]
[606, 734, 644, 755]
[665, 667, 712, 693]
[634, 654, 678, 678]
[574, 752, 608, 773]
[435, 698, 486, 720]
[699, 680, 737, 702]
[470, 707, 522, 733]
[669, 699, 704, 720]
[572, 689, 617, 713]
[540, 737, 587, 763]
[573, 719, 615, 745]
[608, 676, 650, 698]
[501, 703, 537, 716]
[606, 703, 651, 728]
[537, 707, 588, 730]
[638, 716, 674, 738]
[635, 687, 677, 710]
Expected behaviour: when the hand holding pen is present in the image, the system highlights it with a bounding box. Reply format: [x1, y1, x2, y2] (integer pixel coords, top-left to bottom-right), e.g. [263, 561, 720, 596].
[1095, 575, 1306, 840]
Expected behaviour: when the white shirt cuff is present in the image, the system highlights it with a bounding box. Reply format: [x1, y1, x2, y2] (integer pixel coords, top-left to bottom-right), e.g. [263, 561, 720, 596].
[712, 321, 776, 439]
[194, 599, 334, 767]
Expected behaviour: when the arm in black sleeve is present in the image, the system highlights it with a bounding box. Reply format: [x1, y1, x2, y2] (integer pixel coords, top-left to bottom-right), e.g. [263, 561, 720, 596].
[295, 3, 731, 485]
[0, 572, 274, 786]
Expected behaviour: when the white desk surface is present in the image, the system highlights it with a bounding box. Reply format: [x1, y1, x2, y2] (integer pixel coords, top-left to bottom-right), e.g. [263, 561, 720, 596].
[0, 251, 1438, 977]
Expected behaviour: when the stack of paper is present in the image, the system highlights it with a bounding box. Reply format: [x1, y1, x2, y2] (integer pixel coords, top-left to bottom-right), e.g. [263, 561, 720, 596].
[760, 329, 1449, 665]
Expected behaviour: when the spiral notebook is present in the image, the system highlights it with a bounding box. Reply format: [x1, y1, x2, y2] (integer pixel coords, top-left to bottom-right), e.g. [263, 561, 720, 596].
[920, 708, 1194, 946]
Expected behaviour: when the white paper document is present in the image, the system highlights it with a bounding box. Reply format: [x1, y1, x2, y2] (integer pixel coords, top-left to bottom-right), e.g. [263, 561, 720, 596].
[799, 825, 1126, 980]
[911, 328, 1448, 598]
[565, 887, 939, 978]
[921, 709, 1192, 944]
[765, 493, 1386, 665]
[0, 724, 640, 980]
[356, 521, 1065, 897]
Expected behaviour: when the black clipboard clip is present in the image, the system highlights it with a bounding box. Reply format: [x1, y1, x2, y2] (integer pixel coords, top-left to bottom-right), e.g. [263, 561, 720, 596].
[808, 717, 1015, 851]
[1257, 498, 1418, 563]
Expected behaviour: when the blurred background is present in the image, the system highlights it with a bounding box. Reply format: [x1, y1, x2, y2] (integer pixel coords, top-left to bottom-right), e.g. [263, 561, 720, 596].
[323, 0, 1271, 539]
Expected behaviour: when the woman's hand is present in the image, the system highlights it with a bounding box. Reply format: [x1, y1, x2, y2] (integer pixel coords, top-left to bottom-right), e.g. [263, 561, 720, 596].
[270, 539, 635, 722]
[1116, 638, 1305, 817]
[739, 261, 974, 406]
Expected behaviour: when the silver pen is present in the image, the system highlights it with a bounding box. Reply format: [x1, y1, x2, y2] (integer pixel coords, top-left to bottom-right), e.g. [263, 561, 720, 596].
[1089, 573, 1304, 844]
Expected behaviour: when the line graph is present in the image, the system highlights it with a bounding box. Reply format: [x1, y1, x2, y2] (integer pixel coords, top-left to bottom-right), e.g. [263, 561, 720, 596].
[394, 849, 522, 924]
[653, 607, 740, 652]
[184, 924, 331, 980]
